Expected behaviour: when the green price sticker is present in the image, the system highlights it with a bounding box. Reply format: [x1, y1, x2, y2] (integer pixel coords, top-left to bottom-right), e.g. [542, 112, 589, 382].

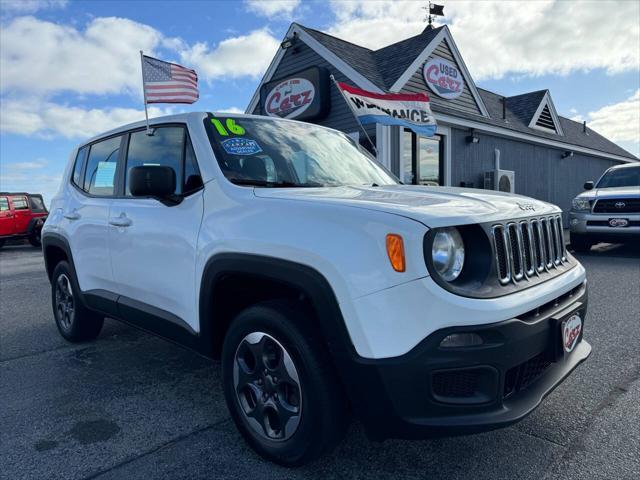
[211, 118, 246, 136]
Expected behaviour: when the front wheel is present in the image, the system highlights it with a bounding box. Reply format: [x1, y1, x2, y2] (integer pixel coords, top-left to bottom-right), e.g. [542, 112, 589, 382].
[570, 232, 593, 252]
[222, 300, 348, 466]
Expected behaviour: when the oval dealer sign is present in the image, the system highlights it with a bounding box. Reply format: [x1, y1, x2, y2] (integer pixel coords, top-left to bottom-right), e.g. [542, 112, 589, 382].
[423, 58, 464, 100]
[265, 77, 316, 119]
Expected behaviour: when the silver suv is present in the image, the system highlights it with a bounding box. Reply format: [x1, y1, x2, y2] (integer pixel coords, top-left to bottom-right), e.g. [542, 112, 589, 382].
[569, 163, 640, 251]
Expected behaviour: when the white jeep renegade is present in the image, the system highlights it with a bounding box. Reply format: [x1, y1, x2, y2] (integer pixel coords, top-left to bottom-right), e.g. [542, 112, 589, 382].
[43, 112, 591, 466]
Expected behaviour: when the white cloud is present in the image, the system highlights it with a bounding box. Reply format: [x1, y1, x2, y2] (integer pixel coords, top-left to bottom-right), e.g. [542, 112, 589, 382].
[327, 0, 640, 80]
[179, 28, 280, 81]
[5, 158, 48, 170]
[0, 16, 164, 95]
[245, 0, 300, 18]
[0, 98, 175, 139]
[0, 159, 61, 204]
[577, 90, 640, 145]
[0, 0, 67, 14]
[219, 106, 244, 114]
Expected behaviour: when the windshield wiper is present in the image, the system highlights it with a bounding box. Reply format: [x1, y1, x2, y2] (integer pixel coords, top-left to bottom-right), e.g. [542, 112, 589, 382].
[229, 178, 323, 188]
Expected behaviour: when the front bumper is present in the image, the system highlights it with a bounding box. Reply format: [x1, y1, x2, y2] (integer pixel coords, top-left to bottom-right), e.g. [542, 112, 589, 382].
[343, 281, 590, 440]
[569, 210, 640, 240]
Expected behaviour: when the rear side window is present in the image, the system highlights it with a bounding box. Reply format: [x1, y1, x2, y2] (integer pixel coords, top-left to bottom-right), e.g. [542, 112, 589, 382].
[84, 136, 122, 196]
[72, 146, 88, 188]
[0, 197, 9, 211]
[12, 197, 29, 210]
[29, 196, 46, 212]
[125, 126, 201, 196]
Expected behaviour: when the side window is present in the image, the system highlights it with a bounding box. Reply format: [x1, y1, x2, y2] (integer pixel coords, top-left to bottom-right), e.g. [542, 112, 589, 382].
[12, 197, 29, 210]
[0, 197, 9, 211]
[84, 136, 122, 196]
[125, 127, 185, 195]
[183, 137, 203, 194]
[72, 146, 88, 188]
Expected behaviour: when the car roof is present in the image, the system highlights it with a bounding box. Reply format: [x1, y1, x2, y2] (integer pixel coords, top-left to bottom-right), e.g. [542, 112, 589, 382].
[608, 162, 639, 170]
[81, 111, 344, 147]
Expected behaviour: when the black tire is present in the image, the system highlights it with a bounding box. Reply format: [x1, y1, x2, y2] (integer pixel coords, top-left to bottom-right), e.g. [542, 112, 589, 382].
[222, 299, 348, 466]
[28, 231, 41, 247]
[0, 239, 5, 249]
[570, 232, 593, 252]
[51, 261, 104, 342]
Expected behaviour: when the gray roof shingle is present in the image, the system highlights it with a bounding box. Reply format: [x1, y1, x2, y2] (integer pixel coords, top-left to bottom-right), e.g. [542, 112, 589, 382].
[295, 23, 637, 160]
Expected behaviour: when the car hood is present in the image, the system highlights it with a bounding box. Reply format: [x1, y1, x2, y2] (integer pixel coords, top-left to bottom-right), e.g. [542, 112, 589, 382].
[254, 185, 559, 227]
[577, 186, 640, 199]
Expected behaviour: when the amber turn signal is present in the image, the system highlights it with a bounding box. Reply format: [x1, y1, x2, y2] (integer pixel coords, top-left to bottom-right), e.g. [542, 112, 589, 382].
[386, 234, 406, 272]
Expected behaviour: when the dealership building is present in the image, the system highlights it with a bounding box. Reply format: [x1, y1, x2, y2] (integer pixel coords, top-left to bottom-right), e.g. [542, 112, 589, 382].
[246, 23, 637, 223]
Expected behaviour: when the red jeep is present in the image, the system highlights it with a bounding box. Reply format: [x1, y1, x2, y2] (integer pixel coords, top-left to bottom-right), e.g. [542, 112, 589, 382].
[0, 193, 48, 249]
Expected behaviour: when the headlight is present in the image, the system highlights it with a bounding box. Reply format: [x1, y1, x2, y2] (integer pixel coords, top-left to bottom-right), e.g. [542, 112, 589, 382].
[431, 227, 465, 282]
[571, 197, 591, 211]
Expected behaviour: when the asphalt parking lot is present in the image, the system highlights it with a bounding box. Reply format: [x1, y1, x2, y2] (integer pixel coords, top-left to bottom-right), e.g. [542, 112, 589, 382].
[1, 243, 639, 480]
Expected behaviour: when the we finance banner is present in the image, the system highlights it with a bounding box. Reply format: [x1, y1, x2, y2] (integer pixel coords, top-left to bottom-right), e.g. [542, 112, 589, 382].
[335, 82, 437, 137]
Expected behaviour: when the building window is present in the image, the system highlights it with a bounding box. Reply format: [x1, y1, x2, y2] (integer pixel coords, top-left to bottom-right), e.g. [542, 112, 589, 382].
[403, 129, 443, 186]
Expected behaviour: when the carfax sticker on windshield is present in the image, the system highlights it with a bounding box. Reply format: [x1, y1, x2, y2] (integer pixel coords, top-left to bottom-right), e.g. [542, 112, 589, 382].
[221, 137, 262, 156]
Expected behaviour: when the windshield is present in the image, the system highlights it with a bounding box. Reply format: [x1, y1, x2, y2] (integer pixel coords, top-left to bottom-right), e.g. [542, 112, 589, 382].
[206, 115, 397, 187]
[596, 166, 639, 188]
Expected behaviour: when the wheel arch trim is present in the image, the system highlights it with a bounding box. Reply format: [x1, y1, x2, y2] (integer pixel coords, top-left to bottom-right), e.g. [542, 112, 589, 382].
[198, 253, 356, 360]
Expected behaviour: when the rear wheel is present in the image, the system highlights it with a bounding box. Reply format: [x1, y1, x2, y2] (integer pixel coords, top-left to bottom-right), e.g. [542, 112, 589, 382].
[570, 232, 593, 252]
[222, 300, 348, 466]
[28, 230, 41, 247]
[0, 239, 5, 249]
[51, 261, 104, 342]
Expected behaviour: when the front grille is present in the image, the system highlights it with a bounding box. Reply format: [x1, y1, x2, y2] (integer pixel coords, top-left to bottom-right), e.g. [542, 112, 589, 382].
[491, 215, 567, 285]
[593, 198, 640, 213]
[504, 353, 552, 398]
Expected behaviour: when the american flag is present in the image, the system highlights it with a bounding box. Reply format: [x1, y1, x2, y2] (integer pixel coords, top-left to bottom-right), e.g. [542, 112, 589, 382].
[142, 55, 199, 104]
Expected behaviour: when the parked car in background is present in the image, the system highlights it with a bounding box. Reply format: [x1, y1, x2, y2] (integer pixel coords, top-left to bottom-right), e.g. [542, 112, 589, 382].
[569, 163, 640, 252]
[43, 113, 590, 466]
[0, 193, 48, 248]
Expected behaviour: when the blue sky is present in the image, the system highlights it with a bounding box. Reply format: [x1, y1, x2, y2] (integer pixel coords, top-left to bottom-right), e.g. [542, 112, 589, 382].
[1, 0, 639, 203]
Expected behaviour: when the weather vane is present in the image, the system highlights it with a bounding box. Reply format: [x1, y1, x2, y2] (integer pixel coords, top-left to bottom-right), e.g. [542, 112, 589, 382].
[423, 2, 445, 28]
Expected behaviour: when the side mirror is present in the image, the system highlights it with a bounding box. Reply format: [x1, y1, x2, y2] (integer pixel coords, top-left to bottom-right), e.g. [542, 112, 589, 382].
[129, 166, 176, 198]
[583, 181, 594, 190]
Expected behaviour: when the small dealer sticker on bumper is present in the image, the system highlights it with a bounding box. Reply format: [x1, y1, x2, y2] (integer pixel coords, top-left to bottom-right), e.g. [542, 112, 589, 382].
[562, 314, 582, 353]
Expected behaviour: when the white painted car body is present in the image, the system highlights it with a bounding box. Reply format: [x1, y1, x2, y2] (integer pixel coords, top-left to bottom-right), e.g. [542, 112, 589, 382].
[44, 112, 586, 360]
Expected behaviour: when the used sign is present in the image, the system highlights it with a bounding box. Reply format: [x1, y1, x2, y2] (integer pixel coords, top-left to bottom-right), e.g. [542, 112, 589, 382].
[423, 58, 464, 100]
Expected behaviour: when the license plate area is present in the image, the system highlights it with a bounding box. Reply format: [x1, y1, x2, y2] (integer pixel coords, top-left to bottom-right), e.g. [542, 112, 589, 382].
[549, 302, 585, 362]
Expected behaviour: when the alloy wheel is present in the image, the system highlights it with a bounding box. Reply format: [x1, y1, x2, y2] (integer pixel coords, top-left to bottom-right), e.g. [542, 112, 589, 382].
[233, 332, 302, 441]
[55, 274, 74, 330]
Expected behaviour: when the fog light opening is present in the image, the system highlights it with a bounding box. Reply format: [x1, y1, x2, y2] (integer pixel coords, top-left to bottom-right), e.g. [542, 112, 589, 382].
[440, 332, 484, 348]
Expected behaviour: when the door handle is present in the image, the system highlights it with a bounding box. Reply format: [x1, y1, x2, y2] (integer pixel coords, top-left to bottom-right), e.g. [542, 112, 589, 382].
[63, 210, 80, 220]
[109, 213, 132, 228]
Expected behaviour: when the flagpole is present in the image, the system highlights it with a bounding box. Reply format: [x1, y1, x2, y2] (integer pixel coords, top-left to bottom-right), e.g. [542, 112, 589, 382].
[329, 75, 378, 156]
[140, 50, 151, 135]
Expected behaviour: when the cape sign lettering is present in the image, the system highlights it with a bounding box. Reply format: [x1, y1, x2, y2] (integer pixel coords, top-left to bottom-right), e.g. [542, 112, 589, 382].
[423, 58, 464, 100]
[265, 78, 315, 119]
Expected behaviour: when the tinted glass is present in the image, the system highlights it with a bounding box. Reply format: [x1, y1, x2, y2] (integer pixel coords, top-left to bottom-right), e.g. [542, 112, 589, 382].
[12, 197, 29, 210]
[84, 136, 122, 196]
[72, 146, 88, 187]
[596, 167, 640, 188]
[183, 137, 202, 194]
[29, 196, 46, 212]
[125, 127, 185, 195]
[0, 197, 9, 211]
[207, 116, 397, 187]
